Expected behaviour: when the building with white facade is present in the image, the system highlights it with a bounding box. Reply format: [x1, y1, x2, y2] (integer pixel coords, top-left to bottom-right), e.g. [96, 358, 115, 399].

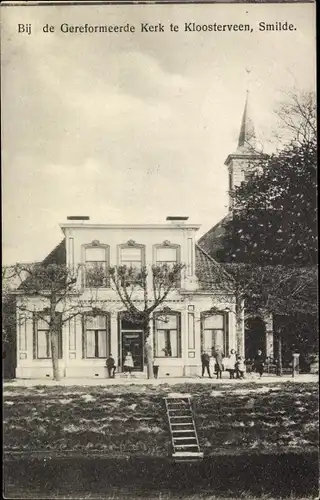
[15, 216, 239, 379]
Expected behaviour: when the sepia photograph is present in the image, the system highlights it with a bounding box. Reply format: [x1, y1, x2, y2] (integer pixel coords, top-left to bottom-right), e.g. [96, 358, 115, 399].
[1, 1, 317, 499]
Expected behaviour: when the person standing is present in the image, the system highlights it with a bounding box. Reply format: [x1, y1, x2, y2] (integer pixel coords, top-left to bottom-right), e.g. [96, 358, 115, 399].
[106, 354, 116, 378]
[124, 351, 134, 378]
[228, 349, 237, 379]
[214, 346, 224, 380]
[201, 351, 212, 378]
[253, 349, 265, 378]
[236, 355, 245, 379]
[153, 358, 159, 379]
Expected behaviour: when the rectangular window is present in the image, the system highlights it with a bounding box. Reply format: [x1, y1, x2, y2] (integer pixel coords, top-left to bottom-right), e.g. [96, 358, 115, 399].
[154, 313, 181, 358]
[120, 247, 143, 270]
[156, 247, 177, 267]
[155, 247, 180, 285]
[244, 171, 254, 183]
[85, 247, 108, 288]
[83, 314, 109, 359]
[68, 317, 76, 351]
[34, 315, 62, 359]
[18, 315, 27, 351]
[202, 314, 226, 356]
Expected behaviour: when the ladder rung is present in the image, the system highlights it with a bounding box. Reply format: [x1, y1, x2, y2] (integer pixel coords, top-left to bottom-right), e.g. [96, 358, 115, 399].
[172, 429, 195, 433]
[168, 408, 190, 412]
[171, 423, 194, 426]
[173, 452, 203, 457]
[166, 396, 191, 399]
[167, 407, 189, 410]
[173, 437, 197, 441]
[168, 408, 189, 411]
[167, 402, 189, 405]
[169, 413, 191, 416]
[170, 416, 193, 419]
[174, 444, 200, 448]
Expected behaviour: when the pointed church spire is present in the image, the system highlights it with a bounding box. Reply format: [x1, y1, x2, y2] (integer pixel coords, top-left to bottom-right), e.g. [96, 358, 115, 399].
[237, 90, 256, 151]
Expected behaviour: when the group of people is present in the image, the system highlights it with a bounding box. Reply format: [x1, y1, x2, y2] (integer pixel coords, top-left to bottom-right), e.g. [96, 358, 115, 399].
[106, 348, 266, 380]
[201, 348, 265, 380]
[106, 351, 134, 378]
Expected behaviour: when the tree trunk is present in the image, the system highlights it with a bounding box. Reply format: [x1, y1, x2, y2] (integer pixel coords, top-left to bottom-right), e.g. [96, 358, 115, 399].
[50, 328, 60, 381]
[235, 296, 244, 356]
[277, 333, 283, 377]
[50, 303, 61, 381]
[144, 324, 154, 379]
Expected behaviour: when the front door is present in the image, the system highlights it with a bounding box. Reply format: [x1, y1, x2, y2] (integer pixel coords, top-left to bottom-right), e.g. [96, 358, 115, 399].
[121, 331, 144, 371]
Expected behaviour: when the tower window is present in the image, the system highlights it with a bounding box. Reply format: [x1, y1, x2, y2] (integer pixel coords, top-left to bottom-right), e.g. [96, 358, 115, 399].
[244, 171, 254, 183]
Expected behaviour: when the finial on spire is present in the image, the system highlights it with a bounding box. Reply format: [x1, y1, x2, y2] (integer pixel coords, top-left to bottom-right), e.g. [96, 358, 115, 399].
[245, 67, 252, 92]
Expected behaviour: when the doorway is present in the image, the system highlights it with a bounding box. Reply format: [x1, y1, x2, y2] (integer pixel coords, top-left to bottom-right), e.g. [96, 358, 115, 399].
[245, 316, 266, 360]
[119, 315, 144, 371]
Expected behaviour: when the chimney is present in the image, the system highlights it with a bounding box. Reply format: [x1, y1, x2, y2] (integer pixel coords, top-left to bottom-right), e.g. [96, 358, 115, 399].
[67, 216, 90, 221]
[166, 216, 189, 224]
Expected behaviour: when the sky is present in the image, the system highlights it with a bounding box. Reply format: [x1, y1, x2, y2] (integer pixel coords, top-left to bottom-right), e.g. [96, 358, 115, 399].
[1, 2, 316, 265]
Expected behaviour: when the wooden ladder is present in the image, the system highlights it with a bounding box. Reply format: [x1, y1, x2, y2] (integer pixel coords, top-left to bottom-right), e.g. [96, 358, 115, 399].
[164, 394, 203, 463]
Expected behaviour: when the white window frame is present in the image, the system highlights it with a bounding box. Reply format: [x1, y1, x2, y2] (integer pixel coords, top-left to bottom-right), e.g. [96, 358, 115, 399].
[33, 313, 63, 360]
[201, 311, 228, 356]
[82, 243, 110, 288]
[82, 313, 110, 359]
[153, 243, 180, 268]
[154, 312, 181, 358]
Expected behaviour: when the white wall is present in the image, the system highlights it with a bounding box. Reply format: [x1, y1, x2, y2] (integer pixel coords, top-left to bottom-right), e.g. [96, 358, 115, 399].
[63, 224, 199, 290]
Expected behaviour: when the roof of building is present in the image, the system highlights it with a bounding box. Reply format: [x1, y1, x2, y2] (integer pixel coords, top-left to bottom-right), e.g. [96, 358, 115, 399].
[197, 215, 230, 260]
[16, 239, 66, 290]
[195, 243, 234, 291]
[42, 239, 66, 265]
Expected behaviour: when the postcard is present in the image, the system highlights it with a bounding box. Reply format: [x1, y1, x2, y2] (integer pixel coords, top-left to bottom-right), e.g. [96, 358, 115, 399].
[2, 1, 317, 499]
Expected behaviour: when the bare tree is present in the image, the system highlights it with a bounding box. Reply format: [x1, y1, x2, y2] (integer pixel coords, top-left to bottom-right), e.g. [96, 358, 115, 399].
[2, 266, 19, 354]
[274, 89, 316, 147]
[86, 263, 184, 379]
[13, 263, 83, 381]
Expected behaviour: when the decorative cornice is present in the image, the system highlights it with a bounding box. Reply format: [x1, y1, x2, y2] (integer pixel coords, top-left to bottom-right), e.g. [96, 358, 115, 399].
[127, 239, 136, 247]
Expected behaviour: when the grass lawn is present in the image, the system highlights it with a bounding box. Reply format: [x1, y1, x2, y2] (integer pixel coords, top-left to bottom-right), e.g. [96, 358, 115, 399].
[4, 453, 318, 499]
[3, 381, 318, 457]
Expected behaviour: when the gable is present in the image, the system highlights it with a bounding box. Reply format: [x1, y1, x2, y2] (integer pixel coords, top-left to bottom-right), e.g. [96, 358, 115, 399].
[17, 239, 66, 290]
[42, 239, 66, 265]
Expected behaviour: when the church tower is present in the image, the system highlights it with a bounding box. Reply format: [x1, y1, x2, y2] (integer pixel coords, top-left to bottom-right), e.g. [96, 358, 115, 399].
[225, 91, 267, 211]
[198, 84, 268, 258]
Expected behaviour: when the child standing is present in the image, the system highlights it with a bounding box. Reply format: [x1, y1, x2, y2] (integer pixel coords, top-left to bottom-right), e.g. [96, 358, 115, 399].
[236, 355, 245, 379]
[228, 349, 237, 379]
[123, 352, 134, 378]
